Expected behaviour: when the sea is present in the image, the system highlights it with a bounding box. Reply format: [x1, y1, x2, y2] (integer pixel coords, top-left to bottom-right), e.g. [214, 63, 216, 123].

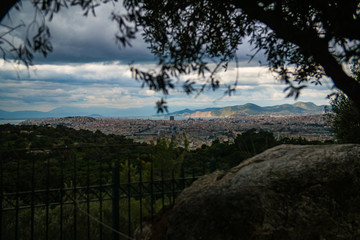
[0, 119, 25, 125]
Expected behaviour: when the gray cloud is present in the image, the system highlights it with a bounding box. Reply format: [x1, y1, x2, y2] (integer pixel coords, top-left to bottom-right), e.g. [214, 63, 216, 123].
[5, 1, 262, 65]
[0, 2, 333, 112]
[4, 1, 155, 64]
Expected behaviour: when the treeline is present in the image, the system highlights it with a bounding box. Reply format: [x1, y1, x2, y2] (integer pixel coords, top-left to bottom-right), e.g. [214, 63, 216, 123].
[1, 124, 183, 239]
[184, 128, 332, 173]
[1, 123, 330, 192]
[1, 124, 151, 192]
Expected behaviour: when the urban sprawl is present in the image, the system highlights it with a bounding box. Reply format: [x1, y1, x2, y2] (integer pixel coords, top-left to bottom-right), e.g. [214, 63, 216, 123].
[22, 114, 332, 149]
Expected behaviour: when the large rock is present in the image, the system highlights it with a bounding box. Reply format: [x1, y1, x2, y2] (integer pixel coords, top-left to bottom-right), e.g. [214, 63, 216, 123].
[149, 144, 360, 240]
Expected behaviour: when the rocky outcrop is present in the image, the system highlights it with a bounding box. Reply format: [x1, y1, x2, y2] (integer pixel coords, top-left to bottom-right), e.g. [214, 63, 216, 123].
[144, 144, 360, 240]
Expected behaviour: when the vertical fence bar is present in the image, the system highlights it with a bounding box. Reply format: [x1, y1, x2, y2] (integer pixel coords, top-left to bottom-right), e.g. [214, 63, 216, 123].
[73, 150, 77, 240]
[119, 162, 122, 235]
[150, 157, 154, 223]
[15, 153, 20, 240]
[112, 163, 120, 240]
[60, 152, 64, 240]
[86, 154, 91, 240]
[0, 151, 3, 240]
[31, 156, 36, 240]
[46, 157, 50, 240]
[127, 159, 132, 237]
[139, 160, 143, 235]
[99, 155, 103, 240]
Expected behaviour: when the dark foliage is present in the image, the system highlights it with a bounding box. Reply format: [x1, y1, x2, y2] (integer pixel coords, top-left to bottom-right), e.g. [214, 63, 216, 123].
[0, 124, 152, 192]
[327, 92, 360, 143]
[1, 124, 324, 191]
[1, 1, 360, 112]
[121, 0, 360, 111]
[182, 128, 323, 174]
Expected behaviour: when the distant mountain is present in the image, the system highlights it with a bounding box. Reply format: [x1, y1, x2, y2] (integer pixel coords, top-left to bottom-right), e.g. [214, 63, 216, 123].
[0, 110, 48, 119]
[169, 102, 327, 118]
[0, 102, 328, 120]
[0, 106, 157, 120]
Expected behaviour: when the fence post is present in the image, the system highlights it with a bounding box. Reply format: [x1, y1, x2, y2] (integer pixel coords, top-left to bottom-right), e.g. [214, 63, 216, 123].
[0, 152, 3, 240]
[112, 162, 120, 240]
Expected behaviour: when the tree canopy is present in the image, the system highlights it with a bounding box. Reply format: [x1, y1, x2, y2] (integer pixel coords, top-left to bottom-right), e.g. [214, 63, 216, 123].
[328, 92, 360, 143]
[1, 0, 360, 111]
[327, 65, 360, 143]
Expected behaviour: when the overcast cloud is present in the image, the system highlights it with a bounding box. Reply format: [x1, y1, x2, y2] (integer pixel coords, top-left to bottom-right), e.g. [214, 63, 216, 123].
[0, 1, 334, 113]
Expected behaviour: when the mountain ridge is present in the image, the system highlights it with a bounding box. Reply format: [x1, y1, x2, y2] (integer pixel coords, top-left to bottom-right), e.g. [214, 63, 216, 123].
[0, 106, 156, 119]
[168, 102, 327, 118]
[0, 102, 328, 120]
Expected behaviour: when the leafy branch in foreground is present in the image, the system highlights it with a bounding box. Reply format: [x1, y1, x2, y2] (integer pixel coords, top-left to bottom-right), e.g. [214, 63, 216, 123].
[2, 1, 360, 111]
[118, 0, 360, 111]
[327, 65, 360, 143]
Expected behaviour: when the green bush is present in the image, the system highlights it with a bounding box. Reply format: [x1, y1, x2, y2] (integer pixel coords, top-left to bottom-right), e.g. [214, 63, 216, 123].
[327, 92, 360, 143]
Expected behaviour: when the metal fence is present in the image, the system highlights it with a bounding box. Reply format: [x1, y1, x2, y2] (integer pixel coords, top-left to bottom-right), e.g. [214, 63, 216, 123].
[0, 146, 201, 240]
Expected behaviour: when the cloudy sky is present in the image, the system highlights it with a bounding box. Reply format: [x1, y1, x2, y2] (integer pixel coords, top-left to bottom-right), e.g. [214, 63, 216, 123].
[0, 1, 335, 114]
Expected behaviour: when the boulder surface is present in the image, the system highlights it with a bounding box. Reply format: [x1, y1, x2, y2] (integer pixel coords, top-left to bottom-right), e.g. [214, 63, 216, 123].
[149, 144, 360, 240]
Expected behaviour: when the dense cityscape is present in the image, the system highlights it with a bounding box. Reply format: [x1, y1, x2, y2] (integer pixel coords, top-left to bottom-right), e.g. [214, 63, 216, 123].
[22, 114, 332, 149]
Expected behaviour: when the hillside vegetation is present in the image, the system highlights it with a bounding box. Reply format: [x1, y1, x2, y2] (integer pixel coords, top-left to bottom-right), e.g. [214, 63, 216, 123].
[0, 124, 330, 239]
[1, 123, 326, 189]
[171, 102, 326, 118]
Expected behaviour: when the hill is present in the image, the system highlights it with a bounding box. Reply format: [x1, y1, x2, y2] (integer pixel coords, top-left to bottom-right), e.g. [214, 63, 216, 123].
[169, 102, 327, 118]
[0, 106, 156, 119]
[0, 102, 327, 120]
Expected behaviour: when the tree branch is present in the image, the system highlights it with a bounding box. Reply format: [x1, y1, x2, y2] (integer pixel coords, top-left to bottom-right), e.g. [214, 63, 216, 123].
[232, 1, 360, 109]
[0, 0, 20, 23]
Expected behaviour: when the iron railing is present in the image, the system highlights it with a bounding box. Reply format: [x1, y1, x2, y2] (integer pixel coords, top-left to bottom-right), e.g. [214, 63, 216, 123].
[0, 145, 202, 240]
